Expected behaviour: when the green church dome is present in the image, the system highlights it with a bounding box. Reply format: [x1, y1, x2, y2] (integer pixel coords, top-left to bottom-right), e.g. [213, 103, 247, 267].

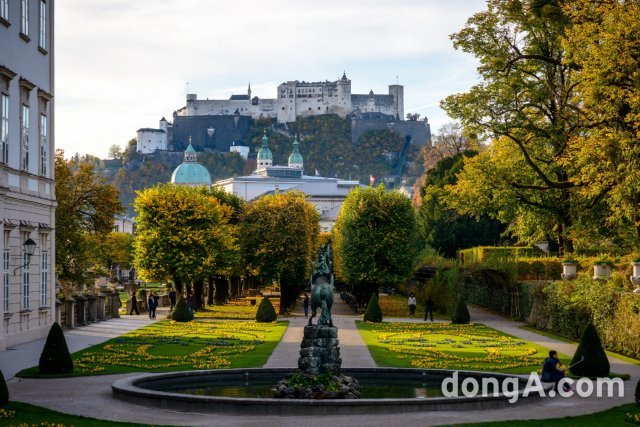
[171, 162, 212, 185]
[257, 133, 273, 161]
[288, 137, 303, 167]
[170, 141, 212, 186]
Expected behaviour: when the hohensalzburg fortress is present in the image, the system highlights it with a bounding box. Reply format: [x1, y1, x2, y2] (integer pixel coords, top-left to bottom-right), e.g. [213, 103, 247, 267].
[176, 72, 404, 123]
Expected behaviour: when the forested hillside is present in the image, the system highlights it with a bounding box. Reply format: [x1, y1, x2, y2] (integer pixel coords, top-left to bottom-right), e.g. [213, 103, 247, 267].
[98, 115, 423, 216]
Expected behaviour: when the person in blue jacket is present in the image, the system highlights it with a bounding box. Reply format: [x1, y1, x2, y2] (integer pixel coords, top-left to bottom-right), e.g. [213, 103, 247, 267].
[541, 350, 569, 392]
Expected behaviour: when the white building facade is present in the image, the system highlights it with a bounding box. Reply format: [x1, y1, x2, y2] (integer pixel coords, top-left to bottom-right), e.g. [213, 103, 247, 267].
[136, 117, 169, 153]
[0, 0, 56, 350]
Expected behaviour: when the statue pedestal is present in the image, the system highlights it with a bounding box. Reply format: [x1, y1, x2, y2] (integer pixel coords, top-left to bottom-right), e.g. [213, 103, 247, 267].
[298, 325, 341, 375]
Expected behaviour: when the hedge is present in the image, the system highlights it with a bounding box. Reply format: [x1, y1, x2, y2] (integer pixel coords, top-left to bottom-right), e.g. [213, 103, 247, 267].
[458, 246, 538, 269]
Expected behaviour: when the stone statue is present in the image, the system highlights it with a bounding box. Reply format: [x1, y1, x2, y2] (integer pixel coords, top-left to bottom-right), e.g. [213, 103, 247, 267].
[308, 245, 334, 327]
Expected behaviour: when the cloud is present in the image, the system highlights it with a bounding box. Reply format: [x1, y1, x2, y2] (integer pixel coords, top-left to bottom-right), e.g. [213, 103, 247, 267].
[55, 0, 485, 156]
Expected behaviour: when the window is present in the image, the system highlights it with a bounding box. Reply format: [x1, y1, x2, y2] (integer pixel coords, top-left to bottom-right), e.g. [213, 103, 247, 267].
[39, 114, 47, 175]
[40, 250, 48, 306]
[3, 250, 8, 312]
[39, 0, 46, 49]
[20, 0, 28, 36]
[0, 94, 8, 164]
[0, 0, 8, 23]
[21, 105, 29, 170]
[22, 250, 29, 310]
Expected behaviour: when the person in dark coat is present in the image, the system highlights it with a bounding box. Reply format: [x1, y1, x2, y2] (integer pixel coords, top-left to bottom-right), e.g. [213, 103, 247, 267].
[303, 293, 310, 317]
[129, 291, 140, 315]
[541, 350, 569, 392]
[168, 289, 177, 309]
[424, 295, 434, 322]
[147, 291, 157, 319]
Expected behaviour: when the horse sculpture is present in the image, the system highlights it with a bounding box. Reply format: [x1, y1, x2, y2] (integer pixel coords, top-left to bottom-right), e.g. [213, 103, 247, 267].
[308, 244, 334, 327]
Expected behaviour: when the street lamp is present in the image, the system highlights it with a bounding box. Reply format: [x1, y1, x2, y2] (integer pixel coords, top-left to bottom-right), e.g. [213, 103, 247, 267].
[14, 238, 37, 274]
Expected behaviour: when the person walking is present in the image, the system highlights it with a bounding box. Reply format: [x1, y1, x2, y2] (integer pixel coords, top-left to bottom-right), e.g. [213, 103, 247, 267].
[168, 288, 177, 310]
[424, 295, 434, 322]
[303, 293, 310, 317]
[147, 291, 157, 319]
[129, 291, 140, 315]
[408, 293, 417, 317]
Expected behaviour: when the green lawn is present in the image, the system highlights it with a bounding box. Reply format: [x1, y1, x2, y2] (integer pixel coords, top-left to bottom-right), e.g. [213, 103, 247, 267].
[357, 321, 570, 374]
[0, 401, 170, 426]
[439, 403, 639, 426]
[17, 319, 287, 377]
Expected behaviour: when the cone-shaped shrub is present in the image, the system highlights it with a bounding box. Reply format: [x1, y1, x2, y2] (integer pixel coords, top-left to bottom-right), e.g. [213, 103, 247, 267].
[256, 298, 277, 322]
[451, 295, 470, 324]
[38, 322, 73, 374]
[0, 369, 8, 406]
[570, 323, 610, 377]
[169, 295, 194, 322]
[363, 293, 383, 323]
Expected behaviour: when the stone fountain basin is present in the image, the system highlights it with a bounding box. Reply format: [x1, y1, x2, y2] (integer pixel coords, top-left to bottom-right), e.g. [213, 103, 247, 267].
[112, 368, 549, 415]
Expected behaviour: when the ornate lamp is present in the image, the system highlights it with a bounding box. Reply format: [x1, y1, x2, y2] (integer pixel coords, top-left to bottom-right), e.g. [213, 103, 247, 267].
[13, 238, 37, 274]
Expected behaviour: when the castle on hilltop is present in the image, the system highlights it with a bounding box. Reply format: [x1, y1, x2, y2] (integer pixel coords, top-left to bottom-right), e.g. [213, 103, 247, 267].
[136, 73, 429, 155]
[176, 72, 404, 123]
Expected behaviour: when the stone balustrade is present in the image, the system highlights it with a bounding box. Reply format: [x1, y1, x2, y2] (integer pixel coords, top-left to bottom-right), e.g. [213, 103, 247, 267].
[57, 291, 122, 329]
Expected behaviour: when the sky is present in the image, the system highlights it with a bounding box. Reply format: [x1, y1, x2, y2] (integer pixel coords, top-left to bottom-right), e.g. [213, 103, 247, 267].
[55, 0, 486, 158]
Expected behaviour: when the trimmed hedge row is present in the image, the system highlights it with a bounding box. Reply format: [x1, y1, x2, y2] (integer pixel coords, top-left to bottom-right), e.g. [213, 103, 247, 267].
[458, 246, 538, 269]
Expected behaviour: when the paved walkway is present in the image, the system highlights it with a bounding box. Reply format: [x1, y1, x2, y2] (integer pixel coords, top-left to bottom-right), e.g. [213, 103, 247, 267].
[265, 294, 376, 368]
[5, 302, 640, 426]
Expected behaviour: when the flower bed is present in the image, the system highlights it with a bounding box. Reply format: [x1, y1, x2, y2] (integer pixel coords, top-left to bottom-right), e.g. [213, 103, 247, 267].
[18, 320, 287, 377]
[357, 321, 561, 373]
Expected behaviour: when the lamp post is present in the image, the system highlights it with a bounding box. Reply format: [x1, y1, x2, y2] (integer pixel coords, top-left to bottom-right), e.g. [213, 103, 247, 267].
[13, 238, 37, 274]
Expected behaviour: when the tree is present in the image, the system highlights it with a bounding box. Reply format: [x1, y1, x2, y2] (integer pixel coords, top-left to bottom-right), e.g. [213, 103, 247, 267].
[406, 113, 421, 121]
[562, 0, 640, 249]
[55, 150, 123, 286]
[333, 185, 419, 306]
[240, 192, 319, 314]
[363, 293, 383, 323]
[133, 184, 233, 295]
[570, 323, 609, 377]
[38, 322, 73, 374]
[451, 295, 471, 324]
[0, 369, 8, 406]
[107, 144, 123, 160]
[417, 153, 506, 257]
[87, 232, 133, 282]
[256, 298, 277, 322]
[441, 0, 584, 254]
[421, 122, 476, 171]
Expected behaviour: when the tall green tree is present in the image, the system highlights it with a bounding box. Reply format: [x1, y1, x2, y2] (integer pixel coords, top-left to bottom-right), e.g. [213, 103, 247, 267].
[418, 152, 506, 257]
[133, 184, 233, 295]
[239, 192, 319, 314]
[55, 150, 123, 286]
[441, 0, 583, 253]
[333, 185, 419, 305]
[562, 0, 640, 248]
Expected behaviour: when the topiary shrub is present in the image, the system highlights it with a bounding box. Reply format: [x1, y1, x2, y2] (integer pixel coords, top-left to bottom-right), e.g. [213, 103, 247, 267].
[169, 295, 194, 322]
[38, 322, 73, 375]
[363, 293, 383, 323]
[256, 298, 277, 322]
[570, 323, 610, 377]
[0, 369, 8, 406]
[451, 294, 470, 324]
